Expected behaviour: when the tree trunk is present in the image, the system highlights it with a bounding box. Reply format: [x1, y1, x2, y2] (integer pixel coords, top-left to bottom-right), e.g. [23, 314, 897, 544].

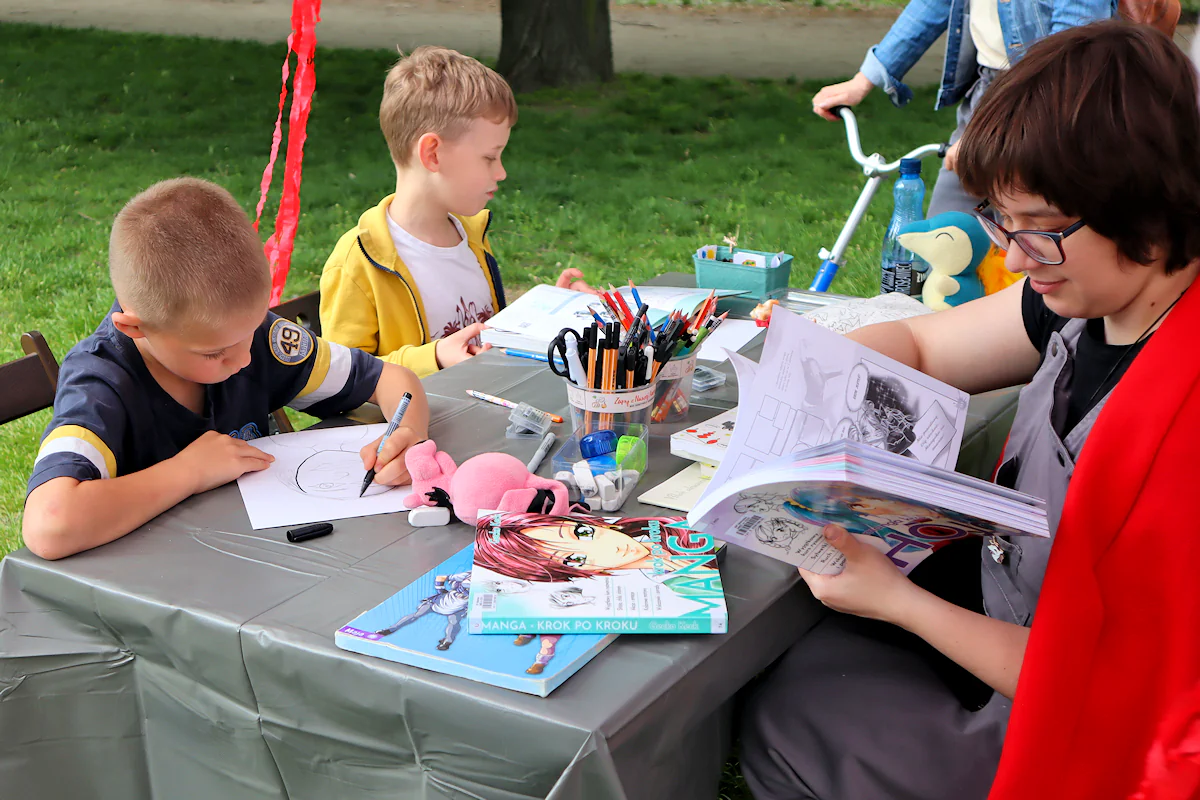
[498, 0, 614, 93]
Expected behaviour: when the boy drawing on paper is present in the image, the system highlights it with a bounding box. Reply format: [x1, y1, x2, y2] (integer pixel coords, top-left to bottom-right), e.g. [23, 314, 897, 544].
[22, 178, 430, 561]
[319, 46, 595, 378]
[741, 24, 1200, 800]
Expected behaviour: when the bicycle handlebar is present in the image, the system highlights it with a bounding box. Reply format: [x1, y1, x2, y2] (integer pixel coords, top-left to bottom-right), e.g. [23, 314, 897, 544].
[835, 106, 947, 175]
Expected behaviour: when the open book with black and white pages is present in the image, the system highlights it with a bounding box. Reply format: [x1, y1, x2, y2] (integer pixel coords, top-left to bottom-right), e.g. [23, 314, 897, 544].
[702, 306, 971, 495]
[480, 284, 745, 354]
[687, 440, 1048, 575]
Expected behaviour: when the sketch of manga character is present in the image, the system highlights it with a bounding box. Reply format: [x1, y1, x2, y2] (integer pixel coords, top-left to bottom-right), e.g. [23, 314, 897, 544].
[734, 492, 781, 514]
[479, 579, 530, 595]
[857, 375, 918, 455]
[513, 634, 563, 675]
[549, 587, 596, 608]
[754, 517, 805, 550]
[294, 450, 378, 497]
[375, 572, 471, 650]
[261, 427, 391, 499]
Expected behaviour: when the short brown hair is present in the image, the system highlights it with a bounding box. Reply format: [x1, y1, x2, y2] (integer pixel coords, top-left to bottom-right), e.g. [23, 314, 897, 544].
[110, 178, 270, 330]
[379, 46, 517, 167]
[958, 21, 1200, 273]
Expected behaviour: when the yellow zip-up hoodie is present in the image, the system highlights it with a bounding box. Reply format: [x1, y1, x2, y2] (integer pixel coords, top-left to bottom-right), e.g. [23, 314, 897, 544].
[319, 195, 506, 378]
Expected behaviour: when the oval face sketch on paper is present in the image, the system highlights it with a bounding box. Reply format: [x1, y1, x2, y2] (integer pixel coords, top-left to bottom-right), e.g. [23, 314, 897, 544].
[294, 450, 392, 498]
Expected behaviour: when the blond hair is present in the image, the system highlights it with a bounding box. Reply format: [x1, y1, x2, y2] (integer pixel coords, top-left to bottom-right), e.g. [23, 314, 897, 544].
[380, 46, 517, 167]
[109, 178, 271, 331]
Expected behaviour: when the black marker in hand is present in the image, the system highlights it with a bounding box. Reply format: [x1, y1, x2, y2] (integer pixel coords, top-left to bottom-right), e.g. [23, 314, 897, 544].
[360, 391, 413, 497]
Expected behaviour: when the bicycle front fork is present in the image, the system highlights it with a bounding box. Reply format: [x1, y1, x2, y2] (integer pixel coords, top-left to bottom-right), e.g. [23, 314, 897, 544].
[809, 174, 885, 292]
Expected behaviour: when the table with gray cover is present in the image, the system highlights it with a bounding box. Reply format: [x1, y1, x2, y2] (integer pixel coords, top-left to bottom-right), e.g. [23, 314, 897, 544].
[0, 323, 1018, 800]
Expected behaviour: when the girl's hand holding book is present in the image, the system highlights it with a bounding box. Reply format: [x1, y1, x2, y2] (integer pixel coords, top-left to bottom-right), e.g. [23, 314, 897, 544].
[797, 524, 916, 625]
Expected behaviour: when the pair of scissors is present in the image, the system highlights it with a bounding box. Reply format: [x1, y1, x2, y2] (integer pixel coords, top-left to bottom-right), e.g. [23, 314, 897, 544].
[547, 327, 587, 384]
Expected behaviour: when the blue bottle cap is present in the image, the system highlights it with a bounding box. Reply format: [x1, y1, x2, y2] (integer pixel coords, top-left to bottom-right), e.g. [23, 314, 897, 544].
[899, 158, 922, 176]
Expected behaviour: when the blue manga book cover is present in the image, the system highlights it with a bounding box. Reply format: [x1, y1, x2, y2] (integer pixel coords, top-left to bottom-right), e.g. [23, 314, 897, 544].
[335, 544, 616, 697]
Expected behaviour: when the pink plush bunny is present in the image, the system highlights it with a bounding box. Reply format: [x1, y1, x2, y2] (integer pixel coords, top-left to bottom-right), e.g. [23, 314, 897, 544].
[403, 440, 572, 525]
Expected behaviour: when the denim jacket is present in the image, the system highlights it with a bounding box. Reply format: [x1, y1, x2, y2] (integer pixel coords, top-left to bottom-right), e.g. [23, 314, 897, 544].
[860, 0, 1115, 110]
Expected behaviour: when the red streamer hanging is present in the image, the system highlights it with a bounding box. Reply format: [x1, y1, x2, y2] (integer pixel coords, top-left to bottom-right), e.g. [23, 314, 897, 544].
[255, 0, 321, 307]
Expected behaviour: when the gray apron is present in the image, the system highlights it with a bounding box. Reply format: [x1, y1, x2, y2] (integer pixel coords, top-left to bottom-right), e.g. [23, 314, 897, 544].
[739, 319, 1104, 800]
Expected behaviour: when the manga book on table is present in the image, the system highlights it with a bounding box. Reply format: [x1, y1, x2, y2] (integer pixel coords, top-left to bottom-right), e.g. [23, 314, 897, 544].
[336, 544, 616, 697]
[467, 512, 728, 635]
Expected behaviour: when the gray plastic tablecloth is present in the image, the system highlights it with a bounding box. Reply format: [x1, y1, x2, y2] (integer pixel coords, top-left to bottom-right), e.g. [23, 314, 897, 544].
[0, 334, 1018, 800]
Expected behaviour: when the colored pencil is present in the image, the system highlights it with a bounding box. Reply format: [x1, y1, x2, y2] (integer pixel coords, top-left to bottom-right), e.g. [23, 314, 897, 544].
[466, 390, 563, 424]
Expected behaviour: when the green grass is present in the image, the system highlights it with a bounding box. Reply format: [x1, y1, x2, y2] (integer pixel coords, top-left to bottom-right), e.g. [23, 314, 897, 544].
[0, 21, 952, 557]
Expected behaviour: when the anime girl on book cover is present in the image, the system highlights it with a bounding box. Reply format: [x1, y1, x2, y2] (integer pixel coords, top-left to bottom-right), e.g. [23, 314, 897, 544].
[473, 512, 720, 600]
[785, 486, 998, 571]
[374, 572, 471, 650]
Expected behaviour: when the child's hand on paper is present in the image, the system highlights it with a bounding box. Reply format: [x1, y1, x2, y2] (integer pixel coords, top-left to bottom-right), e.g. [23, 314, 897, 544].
[797, 524, 914, 623]
[435, 322, 491, 369]
[555, 267, 599, 295]
[178, 430, 275, 493]
[360, 425, 422, 486]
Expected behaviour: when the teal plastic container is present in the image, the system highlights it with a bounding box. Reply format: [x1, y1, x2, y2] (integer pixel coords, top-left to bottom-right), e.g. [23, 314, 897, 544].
[694, 246, 793, 300]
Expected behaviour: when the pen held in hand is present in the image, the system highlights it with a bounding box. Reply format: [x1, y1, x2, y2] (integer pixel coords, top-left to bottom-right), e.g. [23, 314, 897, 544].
[360, 391, 413, 497]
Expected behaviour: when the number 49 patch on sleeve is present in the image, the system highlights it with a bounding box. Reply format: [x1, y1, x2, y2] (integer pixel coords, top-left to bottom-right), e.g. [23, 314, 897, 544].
[269, 319, 315, 365]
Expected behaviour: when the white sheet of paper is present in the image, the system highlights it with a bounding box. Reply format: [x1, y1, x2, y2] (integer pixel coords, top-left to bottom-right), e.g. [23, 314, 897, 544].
[727, 350, 760, 385]
[696, 319, 761, 363]
[237, 424, 414, 529]
[637, 463, 711, 513]
[704, 308, 969, 498]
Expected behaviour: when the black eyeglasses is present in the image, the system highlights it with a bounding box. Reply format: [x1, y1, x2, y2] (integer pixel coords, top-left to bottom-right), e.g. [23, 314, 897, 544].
[972, 200, 1086, 266]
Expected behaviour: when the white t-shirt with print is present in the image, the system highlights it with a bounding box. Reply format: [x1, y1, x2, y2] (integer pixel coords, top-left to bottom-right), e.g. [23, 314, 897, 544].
[385, 210, 495, 341]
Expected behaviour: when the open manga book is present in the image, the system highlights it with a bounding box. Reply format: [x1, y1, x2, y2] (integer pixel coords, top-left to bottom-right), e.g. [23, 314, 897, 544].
[467, 512, 728, 635]
[685, 307, 1045, 574]
[688, 439, 1048, 575]
[703, 306, 971, 494]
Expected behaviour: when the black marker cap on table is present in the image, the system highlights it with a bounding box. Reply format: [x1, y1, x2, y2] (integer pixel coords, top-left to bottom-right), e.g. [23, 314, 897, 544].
[286, 522, 334, 543]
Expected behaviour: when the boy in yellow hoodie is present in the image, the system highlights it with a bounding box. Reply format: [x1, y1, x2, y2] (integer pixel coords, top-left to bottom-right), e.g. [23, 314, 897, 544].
[320, 46, 592, 378]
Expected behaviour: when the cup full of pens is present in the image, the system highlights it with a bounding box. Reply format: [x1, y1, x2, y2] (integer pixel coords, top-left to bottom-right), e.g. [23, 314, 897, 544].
[547, 281, 724, 423]
[650, 348, 698, 426]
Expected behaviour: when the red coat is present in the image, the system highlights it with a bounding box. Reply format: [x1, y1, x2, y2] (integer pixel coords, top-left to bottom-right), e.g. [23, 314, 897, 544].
[989, 284, 1200, 799]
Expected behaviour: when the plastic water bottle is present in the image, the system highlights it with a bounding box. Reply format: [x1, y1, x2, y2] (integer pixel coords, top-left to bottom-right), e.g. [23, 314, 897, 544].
[880, 158, 928, 296]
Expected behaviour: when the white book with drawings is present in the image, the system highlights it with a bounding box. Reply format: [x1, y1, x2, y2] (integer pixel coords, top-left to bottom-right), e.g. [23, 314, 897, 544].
[702, 307, 970, 499]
